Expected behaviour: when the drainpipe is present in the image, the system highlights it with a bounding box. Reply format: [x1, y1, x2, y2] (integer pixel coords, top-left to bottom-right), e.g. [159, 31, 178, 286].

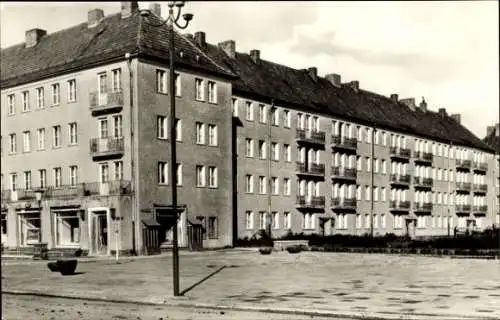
[447, 141, 452, 237]
[370, 124, 375, 238]
[267, 100, 275, 241]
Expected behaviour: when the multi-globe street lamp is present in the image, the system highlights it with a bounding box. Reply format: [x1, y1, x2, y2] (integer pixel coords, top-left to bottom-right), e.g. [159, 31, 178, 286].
[139, 1, 193, 297]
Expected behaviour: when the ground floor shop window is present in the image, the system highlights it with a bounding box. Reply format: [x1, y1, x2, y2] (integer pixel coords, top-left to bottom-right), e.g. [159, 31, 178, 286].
[19, 212, 41, 245]
[55, 211, 80, 246]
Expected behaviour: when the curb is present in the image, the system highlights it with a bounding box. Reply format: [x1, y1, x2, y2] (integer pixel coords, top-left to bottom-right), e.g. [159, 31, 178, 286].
[2, 290, 497, 320]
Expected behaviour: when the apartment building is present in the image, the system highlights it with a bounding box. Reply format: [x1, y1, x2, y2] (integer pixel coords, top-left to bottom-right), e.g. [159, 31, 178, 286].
[1, 2, 497, 255]
[483, 123, 500, 227]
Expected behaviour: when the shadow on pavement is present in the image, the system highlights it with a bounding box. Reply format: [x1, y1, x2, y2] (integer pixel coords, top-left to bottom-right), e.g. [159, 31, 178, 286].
[180, 266, 226, 296]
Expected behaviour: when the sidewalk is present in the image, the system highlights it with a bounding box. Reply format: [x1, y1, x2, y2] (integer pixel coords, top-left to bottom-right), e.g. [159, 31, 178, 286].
[2, 250, 499, 320]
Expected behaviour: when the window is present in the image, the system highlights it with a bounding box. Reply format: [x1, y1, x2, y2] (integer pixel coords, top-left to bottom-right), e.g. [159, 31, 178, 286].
[246, 211, 254, 229]
[8, 94, 15, 114]
[284, 144, 291, 162]
[195, 78, 204, 100]
[381, 214, 386, 228]
[208, 81, 217, 103]
[68, 123, 77, 145]
[258, 176, 267, 194]
[272, 212, 279, 229]
[271, 107, 279, 126]
[232, 98, 238, 117]
[112, 69, 121, 92]
[394, 215, 403, 229]
[208, 166, 218, 187]
[53, 167, 62, 187]
[312, 116, 319, 131]
[174, 73, 181, 96]
[417, 216, 426, 229]
[196, 122, 205, 144]
[245, 101, 254, 121]
[283, 178, 291, 195]
[382, 160, 387, 174]
[382, 132, 387, 146]
[208, 216, 218, 239]
[259, 104, 267, 123]
[10, 173, 17, 191]
[366, 128, 372, 143]
[158, 162, 168, 185]
[9, 134, 16, 154]
[22, 91, 30, 112]
[36, 87, 44, 109]
[303, 213, 315, 229]
[271, 142, 279, 161]
[357, 157, 362, 171]
[271, 177, 279, 195]
[113, 161, 123, 181]
[337, 214, 348, 229]
[284, 212, 291, 229]
[259, 140, 266, 159]
[365, 186, 371, 200]
[245, 138, 254, 157]
[51, 83, 60, 105]
[157, 116, 168, 139]
[374, 187, 379, 201]
[52, 125, 61, 147]
[374, 159, 379, 173]
[208, 124, 217, 146]
[196, 165, 206, 187]
[381, 187, 387, 201]
[175, 119, 182, 141]
[176, 163, 182, 186]
[365, 214, 370, 228]
[98, 73, 107, 95]
[37, 128, 45, 150]
[67, 79, 76, 102]
[23, 131, 30, 152]
[54, 211, 80, 246]
[98, 119, 108, 139]
[356, 185, 362, 200]
[259, 212, 267, 230]
[24, 171, 32, 189]
[113, 116, 122, 138]
[366, 157, 371, 172]
[283, 110, 291, 128]
[245, 174, 254, 193]
[70, 166, 78, 186]
[39, 170, 46, 188]
[356, 214, 362, 228]
[156, 70, 167, 93]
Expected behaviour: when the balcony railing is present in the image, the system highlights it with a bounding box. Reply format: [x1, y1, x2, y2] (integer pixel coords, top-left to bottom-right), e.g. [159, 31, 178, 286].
[331, 135, 357, 151]
[390, 147, 411, 159]
[390, 201, 411, 210]
[296, 162, 325, 176]
[413, 177, 433, 188]
[295, 129, 326, 145]
[331, 166, 357, 181]
[472, 162, 488, 172]
[413, 202, 433, 212]
[455, 204, 472, 213]
[90, 137, 124, 159]
[1, 181, 132, 202]
[89, 90, 124, 115]
[390, 174, 411, 185]
[456, 182, 472, 192]
[472, 184, 487, 193]
[331, 197, 356, 210]
[472, 205, 487, 213]
[296, 195, 325, 208]
[414, 151, 433, 163]
[456, 159, 472, 170]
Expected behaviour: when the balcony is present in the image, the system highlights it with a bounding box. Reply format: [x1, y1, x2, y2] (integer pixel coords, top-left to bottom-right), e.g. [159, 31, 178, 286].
[413, 177, 433, 189]
[390, 147, 411, 161]
[472, 162, 488, 173]
[472, 205, 487, 214]
[295, 129, 326, 146]
[331, 166, 357, 182]
[390, 174, 411, 187]
[413, 202, 433, 213]
[296, 195, 325, 210]
[455, 205, 471, 214]
[331, 197, 356, 211]
[456, 159, 472, 171]
[414, 151, 433, 164]
[89, 90, 124, 116]
[296, 162, 325, 179]
[331, 135, 357, 153]
[472, 184, 487, 194]
[90, 137, 124, 160]
[390, 201, 411, 212]
[455, 182, 472, 193]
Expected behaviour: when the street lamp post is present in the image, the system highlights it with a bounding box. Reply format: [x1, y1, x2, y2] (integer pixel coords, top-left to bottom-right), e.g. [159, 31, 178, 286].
[139, 1, 193, 297]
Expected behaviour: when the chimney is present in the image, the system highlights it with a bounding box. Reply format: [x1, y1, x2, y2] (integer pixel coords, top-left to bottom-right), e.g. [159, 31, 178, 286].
[121, 1, 138, 19]
[185, 33, 194, 40]
[400, 98, 416, 111]
[88, 9, 104, 28]
[419, 97, 427, 112]
[438, 108, 447, 117]
[451, 114, 461, 124]
[194, 31, 206, 48]
[250, 49, 260, 64]
[25, 29, 47, 48]
[487, 125, 495, 137]
[218, 40, 236, 59]
[325, 73, 341, 87]
[307, 67, 318, 82]
[149, 3, 161, 17]
[390, 94, 399, 102]
[342, 81, 359, 92]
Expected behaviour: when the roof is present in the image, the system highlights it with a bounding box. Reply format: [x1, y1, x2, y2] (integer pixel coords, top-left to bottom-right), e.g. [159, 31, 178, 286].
[483, 132, 500, 153]
[0, 11, 236, 88]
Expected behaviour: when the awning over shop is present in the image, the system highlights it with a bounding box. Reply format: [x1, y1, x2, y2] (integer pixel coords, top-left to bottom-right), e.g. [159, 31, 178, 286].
[142, 218, 161, 227]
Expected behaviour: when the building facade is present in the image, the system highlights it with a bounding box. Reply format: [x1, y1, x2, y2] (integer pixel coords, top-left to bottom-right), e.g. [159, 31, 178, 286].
[483, 123, 500, 227]
[1, 2, 497, 255]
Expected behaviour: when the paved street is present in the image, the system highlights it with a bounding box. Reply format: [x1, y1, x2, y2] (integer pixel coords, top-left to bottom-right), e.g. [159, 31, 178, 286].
[2, 250, 500, 319]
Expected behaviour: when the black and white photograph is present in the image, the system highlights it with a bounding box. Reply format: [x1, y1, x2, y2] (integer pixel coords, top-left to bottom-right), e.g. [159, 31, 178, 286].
[1, 1, 499, 319]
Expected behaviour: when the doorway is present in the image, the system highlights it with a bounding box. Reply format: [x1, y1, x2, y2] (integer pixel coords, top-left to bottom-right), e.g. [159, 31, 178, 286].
[90, 210, 109, 255]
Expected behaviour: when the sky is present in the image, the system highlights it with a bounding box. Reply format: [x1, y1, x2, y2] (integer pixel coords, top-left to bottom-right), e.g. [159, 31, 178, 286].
[1, 1, 498, 139]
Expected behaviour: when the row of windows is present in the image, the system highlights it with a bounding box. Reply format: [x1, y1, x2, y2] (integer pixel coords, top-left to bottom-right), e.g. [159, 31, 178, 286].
[156, 70, 218, 104]
[6, 123, 78, 154]
[234, 99, 292, 127]
[244, 175, 292, 195]
[157, 162, 218, 188]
